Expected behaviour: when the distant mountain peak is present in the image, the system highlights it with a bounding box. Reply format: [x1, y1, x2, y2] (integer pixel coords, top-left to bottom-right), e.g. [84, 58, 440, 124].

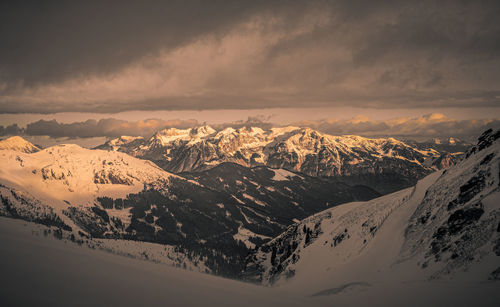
[0, 136, 40, 153]
[190, 125, 216, 137]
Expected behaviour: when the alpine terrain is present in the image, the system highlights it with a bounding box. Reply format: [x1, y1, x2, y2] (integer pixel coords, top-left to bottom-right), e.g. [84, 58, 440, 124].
[97, 126, 455, 194]
[0, 136, 378, 277]
[0, 128, 497, 306]
[243, 129, 500, 304]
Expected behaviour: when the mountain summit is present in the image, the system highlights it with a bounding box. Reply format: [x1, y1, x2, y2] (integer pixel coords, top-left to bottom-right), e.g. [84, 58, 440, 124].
[0, 136, 40, 153]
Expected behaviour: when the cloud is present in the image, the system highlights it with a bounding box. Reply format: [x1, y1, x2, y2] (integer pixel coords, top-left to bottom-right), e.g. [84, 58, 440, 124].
[0, 1, 499, 113]
[21, 116, 277, 138]
[212, 115, 275, 131]
[0, 1, 288, 86]
[0, 123, 23, 136]
[0, 113, 491, 142]
[291, 113, 500, 141]
[25, 118, 199, 138]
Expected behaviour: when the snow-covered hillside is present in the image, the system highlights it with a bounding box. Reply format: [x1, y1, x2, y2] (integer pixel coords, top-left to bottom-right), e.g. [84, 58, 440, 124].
[0, 136, 40, 153]
[0, 143, 176, 210]
[244, 129, 500, 292]
[0, 217, 305, 307]
[98, 125, 444, 193]
[0, 138, 379, 278]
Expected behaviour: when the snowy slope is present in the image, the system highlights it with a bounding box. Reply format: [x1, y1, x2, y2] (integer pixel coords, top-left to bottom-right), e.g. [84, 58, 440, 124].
[243, 176, 431, 285]
[0, 142, 250, 275]
[245, 129, 500, 293]
[0, 217, 306, 307]
[0, 136, 40, 153]
[0, 143, 177, 210]
[0, 143, 187, 253]
[2, 217, 499, 307]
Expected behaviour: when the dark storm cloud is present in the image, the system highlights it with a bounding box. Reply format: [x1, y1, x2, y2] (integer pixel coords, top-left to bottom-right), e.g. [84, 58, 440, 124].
[0, 1, 499, 113]
[25, 118, 199, 138]
[0, 123, 23, 136]
[0, 0, 292, 85]
[21, 116, 274, 138]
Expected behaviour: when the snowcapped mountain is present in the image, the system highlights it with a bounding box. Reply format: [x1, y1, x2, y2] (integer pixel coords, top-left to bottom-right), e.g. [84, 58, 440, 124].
[428, 137, 466, 146]
[0, 143, 175, 208]
[0, 137, 379, 278]
[0, 136, 40, 153]
[98, 126, 442, 193]
[244, 128, 500, 288]
[99, 135, 145, 151]
[406, 137, 471, 155]
[0, 143, 181, 239]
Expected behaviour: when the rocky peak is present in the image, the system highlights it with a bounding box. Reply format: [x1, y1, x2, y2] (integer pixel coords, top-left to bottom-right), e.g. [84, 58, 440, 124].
[190, 125, 216, 137]
[466, 128, 500, 158]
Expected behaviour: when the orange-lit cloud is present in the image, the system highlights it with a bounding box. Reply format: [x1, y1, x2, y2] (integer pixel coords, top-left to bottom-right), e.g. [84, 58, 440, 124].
[0, 113, 496, 142]
[291, 113, 500, 140]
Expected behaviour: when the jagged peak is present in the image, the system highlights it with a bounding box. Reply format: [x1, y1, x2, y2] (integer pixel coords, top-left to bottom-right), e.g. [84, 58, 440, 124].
[234, 126, 266, 135]
[190, 125, 216, 136]
[215, 127, 236, 137]
[385, 137, 400, 143]
[248, 126, 265, 134]
[466, 128, 500, 158]
[298, 127, 320, 136]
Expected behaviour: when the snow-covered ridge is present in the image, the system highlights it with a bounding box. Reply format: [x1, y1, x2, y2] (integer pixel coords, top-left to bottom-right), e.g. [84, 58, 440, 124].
[244, 128, 500, 288]
[105, 136, 144, 150]
[0, 142, 178, 210]
[97, 125, 447, 194]
[149, 125, 217, 147]
[0, 136, 40, 153]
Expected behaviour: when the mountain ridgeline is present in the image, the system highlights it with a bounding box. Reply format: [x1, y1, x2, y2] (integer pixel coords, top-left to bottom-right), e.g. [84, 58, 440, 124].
[0, 127, 480, 280]
[96, 126, 460, 194]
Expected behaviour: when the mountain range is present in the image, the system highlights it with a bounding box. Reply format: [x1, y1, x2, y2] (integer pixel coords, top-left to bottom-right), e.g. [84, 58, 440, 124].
[0, 127, 496, 291]
[96, 126, 458, 194]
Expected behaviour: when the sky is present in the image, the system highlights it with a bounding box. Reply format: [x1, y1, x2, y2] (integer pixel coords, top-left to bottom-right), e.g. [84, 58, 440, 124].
[0, 1, 499, 144]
